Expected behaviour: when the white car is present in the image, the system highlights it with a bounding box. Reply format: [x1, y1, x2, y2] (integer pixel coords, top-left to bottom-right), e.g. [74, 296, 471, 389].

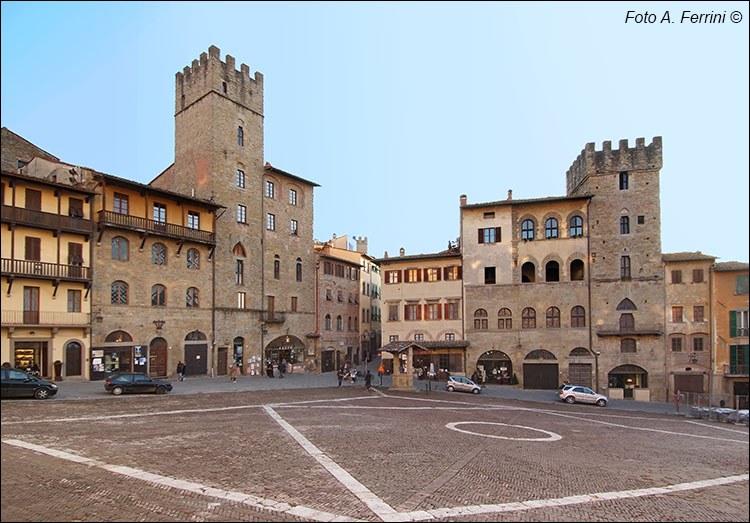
[446, 376, 481, 394]
[558, 385, 608, 407]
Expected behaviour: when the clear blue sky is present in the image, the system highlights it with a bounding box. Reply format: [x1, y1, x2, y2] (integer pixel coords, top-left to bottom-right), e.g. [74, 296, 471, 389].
[2, 1, 748, 262]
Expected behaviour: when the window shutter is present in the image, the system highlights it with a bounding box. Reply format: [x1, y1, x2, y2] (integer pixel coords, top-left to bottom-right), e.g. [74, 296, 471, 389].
[436, 268, 441, 281]
[478, 229, 484, 244]
[417, 305, 422, 321]
[417, 269, 422, 282]
[397, 270, 402, 283]
[444, 303, 449, 318]
[404, 304, 408, 320]
[443, 267, 449, 280]
[730, 345, 737, 368]
[457, 266, 463, 280]
[423, 268, 429, 281]
[496, 227, 502, 242]
[729, 311, 737, 338]
[437, 303, 443, 320]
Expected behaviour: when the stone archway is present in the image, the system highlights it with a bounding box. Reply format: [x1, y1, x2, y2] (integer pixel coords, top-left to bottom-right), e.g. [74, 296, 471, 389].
[476, 350, 513, 384]
[265, 335, 307, 372]
[523, 349, 559, 390]
[608, 364, 648, 399]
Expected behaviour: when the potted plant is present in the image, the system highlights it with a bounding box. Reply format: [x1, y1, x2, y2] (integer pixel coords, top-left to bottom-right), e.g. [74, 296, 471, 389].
[53, 360, 63, 381]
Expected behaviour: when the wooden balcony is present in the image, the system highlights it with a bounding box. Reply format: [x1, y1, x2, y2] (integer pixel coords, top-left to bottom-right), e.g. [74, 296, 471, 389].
[1, 204, 93, 236]
[98, 210, 215, 245]
[1, 309, 91, 327]
[1, 258, 91, 281]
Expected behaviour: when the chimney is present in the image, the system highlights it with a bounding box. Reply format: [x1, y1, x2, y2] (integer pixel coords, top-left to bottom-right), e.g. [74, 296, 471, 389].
[460, 194, 467, 206]
[507, 190, 512, 200]
[399, 248, 405, 257]
[384, 251, 388, 258]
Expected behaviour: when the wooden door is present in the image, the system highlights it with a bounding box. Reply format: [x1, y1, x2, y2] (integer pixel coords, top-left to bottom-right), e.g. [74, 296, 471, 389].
[23, 286, 39, 324]
[217, 347, 228, 375]
[65, 342, 82, 376]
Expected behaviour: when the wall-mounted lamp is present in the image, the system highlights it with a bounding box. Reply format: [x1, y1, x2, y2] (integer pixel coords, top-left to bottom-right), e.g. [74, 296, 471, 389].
[153, 319, 166, 330]
[95, 309, 104, 323]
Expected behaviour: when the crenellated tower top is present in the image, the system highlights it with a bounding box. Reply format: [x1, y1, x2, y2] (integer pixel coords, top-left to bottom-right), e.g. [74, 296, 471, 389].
[566, 136, 662, 195]
[175, 45, 263, 116]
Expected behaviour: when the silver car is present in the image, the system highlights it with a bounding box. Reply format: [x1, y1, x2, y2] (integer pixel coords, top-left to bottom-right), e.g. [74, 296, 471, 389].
[446, 376, 481, 394]
[558, 385, 608, 407]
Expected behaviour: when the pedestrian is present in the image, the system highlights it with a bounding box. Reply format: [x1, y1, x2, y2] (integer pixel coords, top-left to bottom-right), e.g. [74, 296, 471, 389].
[471, 370, 479, 384]
[266, 360, 274, 378]
[30, 363, 40, 377]
[176, 360, 186, 381]
[278, 359, 286, 378]
[229, 361, 238, 382]
[377, 363, 385, 386]
[364, 370, 372, 391]
[337, 367, 344, 387]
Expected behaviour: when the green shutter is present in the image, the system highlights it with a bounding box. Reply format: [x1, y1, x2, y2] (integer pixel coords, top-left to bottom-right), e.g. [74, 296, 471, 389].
[729, 311, 737, 338]
[730, 345, 737, 368]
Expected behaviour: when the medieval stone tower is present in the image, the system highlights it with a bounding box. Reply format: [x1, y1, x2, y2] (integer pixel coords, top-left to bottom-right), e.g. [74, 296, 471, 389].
[152, 45, 317, 374]
[567, 137, 667, 399]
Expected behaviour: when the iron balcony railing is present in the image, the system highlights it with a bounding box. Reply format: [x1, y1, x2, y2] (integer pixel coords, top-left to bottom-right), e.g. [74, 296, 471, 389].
[98, 210, 215, 244]
[727, 363, 748, 375]
[1, 258, 91, 281]
[1, 205, 93, 235]
[1, 309, 91, 326]
[261, 310, 286, 323]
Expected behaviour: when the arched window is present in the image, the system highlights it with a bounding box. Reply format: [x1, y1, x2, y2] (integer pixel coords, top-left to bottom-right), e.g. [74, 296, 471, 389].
[336, 315, 343, 331]
[498, 308, 512, 329]
[621, 338, 637, 353]
[348, 316, 352, 331]
[569, 347, 590, 357]
[111, 236, 129, 261]
[296, 258, 302, 282]
[105, 330, 132, 343]
[324, 314, 332, 330]
[616, 298, 637, 311]
[151, 284, 166, 306]
[545, 261, 560, 282]
[185, 330, 207, 341]
[474, 309, 488, 330]
[521, 219, 535, 240]
[274, 254, 280, 279]
[620, 313, 634, 331]
[522, 262, 536, 283]
[571, 306, 586, 327]
[546, 307, 560, 328]
[187, 248, 200, 269]
[620, 215, 630, 235]
[570, 216, 583, 237]
[570, 259, 585, 281]
[233, 243, 246, 257]
[111, 281, 128, 304]
[522, 307, 536, 329]
[152, 243, 167, 265]
[545, 218, 558, 239]
[186, 287, 199, 308]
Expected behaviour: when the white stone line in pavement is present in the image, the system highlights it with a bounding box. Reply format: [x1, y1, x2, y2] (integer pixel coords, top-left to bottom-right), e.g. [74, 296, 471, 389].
[1, 438, 358, 522]
[445, 421, 563, 442]
[683, 420, 749, 434]
[398, 474, 750, 521]
[263, 405, 403, 522]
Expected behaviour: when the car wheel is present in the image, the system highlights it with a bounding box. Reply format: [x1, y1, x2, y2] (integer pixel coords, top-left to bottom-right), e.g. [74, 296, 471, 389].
[472, 388, 480, 394]
[34, 388, 50, 400]
[155, 386, 167, 394]
[565, 396, 575, 404]
[112, 386, 124, 396]
[596, 399, 607, 407]
[447, 385, 455, 392]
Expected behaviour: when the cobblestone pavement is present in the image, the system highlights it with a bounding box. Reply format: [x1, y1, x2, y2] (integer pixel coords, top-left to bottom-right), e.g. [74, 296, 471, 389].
[2, 386, 748, 522]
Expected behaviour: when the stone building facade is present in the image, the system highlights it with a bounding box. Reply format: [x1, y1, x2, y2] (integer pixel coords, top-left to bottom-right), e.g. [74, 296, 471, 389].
[1, 127, 59, 174]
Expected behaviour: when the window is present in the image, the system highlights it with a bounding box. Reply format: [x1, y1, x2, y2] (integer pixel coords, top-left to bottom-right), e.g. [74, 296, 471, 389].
[445, 302, 460, 320]
[348, 317, 353, 331]
[237, 126, 244, 146]
[186, 287, 199, 308]
[388, 304, 399, 321]
[478, 227, 501, 244]
[730, 310, 749, 337]
[113, 193, 129, 215]
[291, 296, 298, 312]
[620, 256, 631, 279]
[153, 203, 167, 225]
[620, 338, 636, 353]
[236, 259, 244, 284]
[690, 269, 704, 283]
[265, 181, 275, 198]
[336, 315, 343, 330]
[619, 172, 629, 190]
[24, 236, 41, 261]
[671, 270, 682, 284]
[546, 307, 560, 328]
[498, 308, 512, 329]
[335, 264, 344, 278]
[484, 267, 496, 284]
[426, 303, 441, 320]
[337, 290, 343, 302]
[522, 262, 535, 283]
[671, 337, 683, 352]
[414, 333, 424, 342]
[619, 313, 634, 331]
[187, 211, 200, 230]
[545, 218, 558, 239]
[637, 215, 645, 224]
[445, 333, 455, 341]
[325, 288, 332, 301]
[521, 219, 534, 240]
[69, 198, 83, 218]
[570, 216, 583, 237]
[545, 261, 560, 282]
[729, 345, 749, 374]
[67, 289, 81, 313]
[274, 256, 280, 279]
[693, 306, 704, 322]
[620, 216, 630, 234]
[693, 336, 705, 352]
[152, 243, 167, 265]
[296, 258, 302, 282]
[405, 304, 421, 321]
[237, 205, 247, 223]
[233, 243, 246, 257]
[187, 248, 200, 269]
[236, 169, 245, 188]
[522, 308, 536, 329]
[444, 266, 460, 280]
[473, 309, 488, 330]
[389, 335, 399, 342]
[736, 275, 749, 295]
[324, 261, 333, 275]
[111, 237, 129, 260]
[406, 269, 420, 283]
[222, 81, 227, 93]
[151, 284, 166, 307]
[425, 268, 440, 281]
[290, 219, 298, 236]
[570, 259, 585, 281]
[672, 306, 683, 323]
[237, 292, 246, 309]
[267, 213, 275, 230]
[289, 189, 297, 205]
[571, 306, 586, 327]
[111, 281, 128, 304]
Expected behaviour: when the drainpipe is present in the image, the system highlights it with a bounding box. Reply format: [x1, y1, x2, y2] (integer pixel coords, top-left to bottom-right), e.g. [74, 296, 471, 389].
[663, 262, 669, 402]
[586, 199, 596, 392]
[708, 263, 715, 413]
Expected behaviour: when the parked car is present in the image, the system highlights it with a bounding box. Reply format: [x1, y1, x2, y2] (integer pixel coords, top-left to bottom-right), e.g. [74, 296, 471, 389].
[104, 372, 172, 395]
[446, 375, 481, 394]
[558, 385, 608, 407]
[1, 368, 58, 399]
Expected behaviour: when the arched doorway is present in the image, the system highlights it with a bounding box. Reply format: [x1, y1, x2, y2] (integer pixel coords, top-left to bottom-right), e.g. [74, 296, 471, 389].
[522, 349, 558, 389]
[91, 330, 134, 380]
[149, 337, 167, 378]
[65, 341, 82, 376]
[184, 330, 208, 376]
[476, 350, 512, 384]
[568, 347, 593, 388]
[608, 364, 648, 399]
[265, 335, 306, 372]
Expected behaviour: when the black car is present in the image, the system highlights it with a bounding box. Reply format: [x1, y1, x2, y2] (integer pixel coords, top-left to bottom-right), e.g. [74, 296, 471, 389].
[1, 368, 58, 399]
[104, 372, 173, 395]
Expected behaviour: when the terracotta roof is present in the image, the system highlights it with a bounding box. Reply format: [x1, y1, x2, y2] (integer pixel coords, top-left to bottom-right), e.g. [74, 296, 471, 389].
[97, 172, 223, 209]
[662, 252, 717, 262]
[380, 340, 470, 352]
[374, 251, 461, 264]
[264, 162, 320, 187]
[462, 193, 592, 210]
[714, 261, 749, 272]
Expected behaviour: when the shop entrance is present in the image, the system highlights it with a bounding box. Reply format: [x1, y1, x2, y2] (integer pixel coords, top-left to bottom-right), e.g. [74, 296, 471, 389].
[476, 350, 512, 384]
[265, 335, 306, 371]
[149, 338, 167, 377]
[14, 341, 48, 377]
[65, 342, 82, 376]
[185, 331, 208, 376]
[322, 349, 335, 373]
[608, 364, 648, 399]
[217, 347, 228, 375]
[523, 349, 559, 389]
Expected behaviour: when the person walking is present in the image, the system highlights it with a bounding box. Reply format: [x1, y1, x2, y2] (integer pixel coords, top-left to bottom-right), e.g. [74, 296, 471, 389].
[377, 363, 385, 386]
[266, 360, 274, 378]
[337, 367, 344, 387]
[278, 359, 286, 379]
[229, 361, 238, 383]
[176, 360, 186, 381]
[364, 370, 373, 391]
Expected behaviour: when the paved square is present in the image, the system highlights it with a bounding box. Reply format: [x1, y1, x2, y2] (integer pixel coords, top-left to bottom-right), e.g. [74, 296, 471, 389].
[2, 388, 748, 521]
